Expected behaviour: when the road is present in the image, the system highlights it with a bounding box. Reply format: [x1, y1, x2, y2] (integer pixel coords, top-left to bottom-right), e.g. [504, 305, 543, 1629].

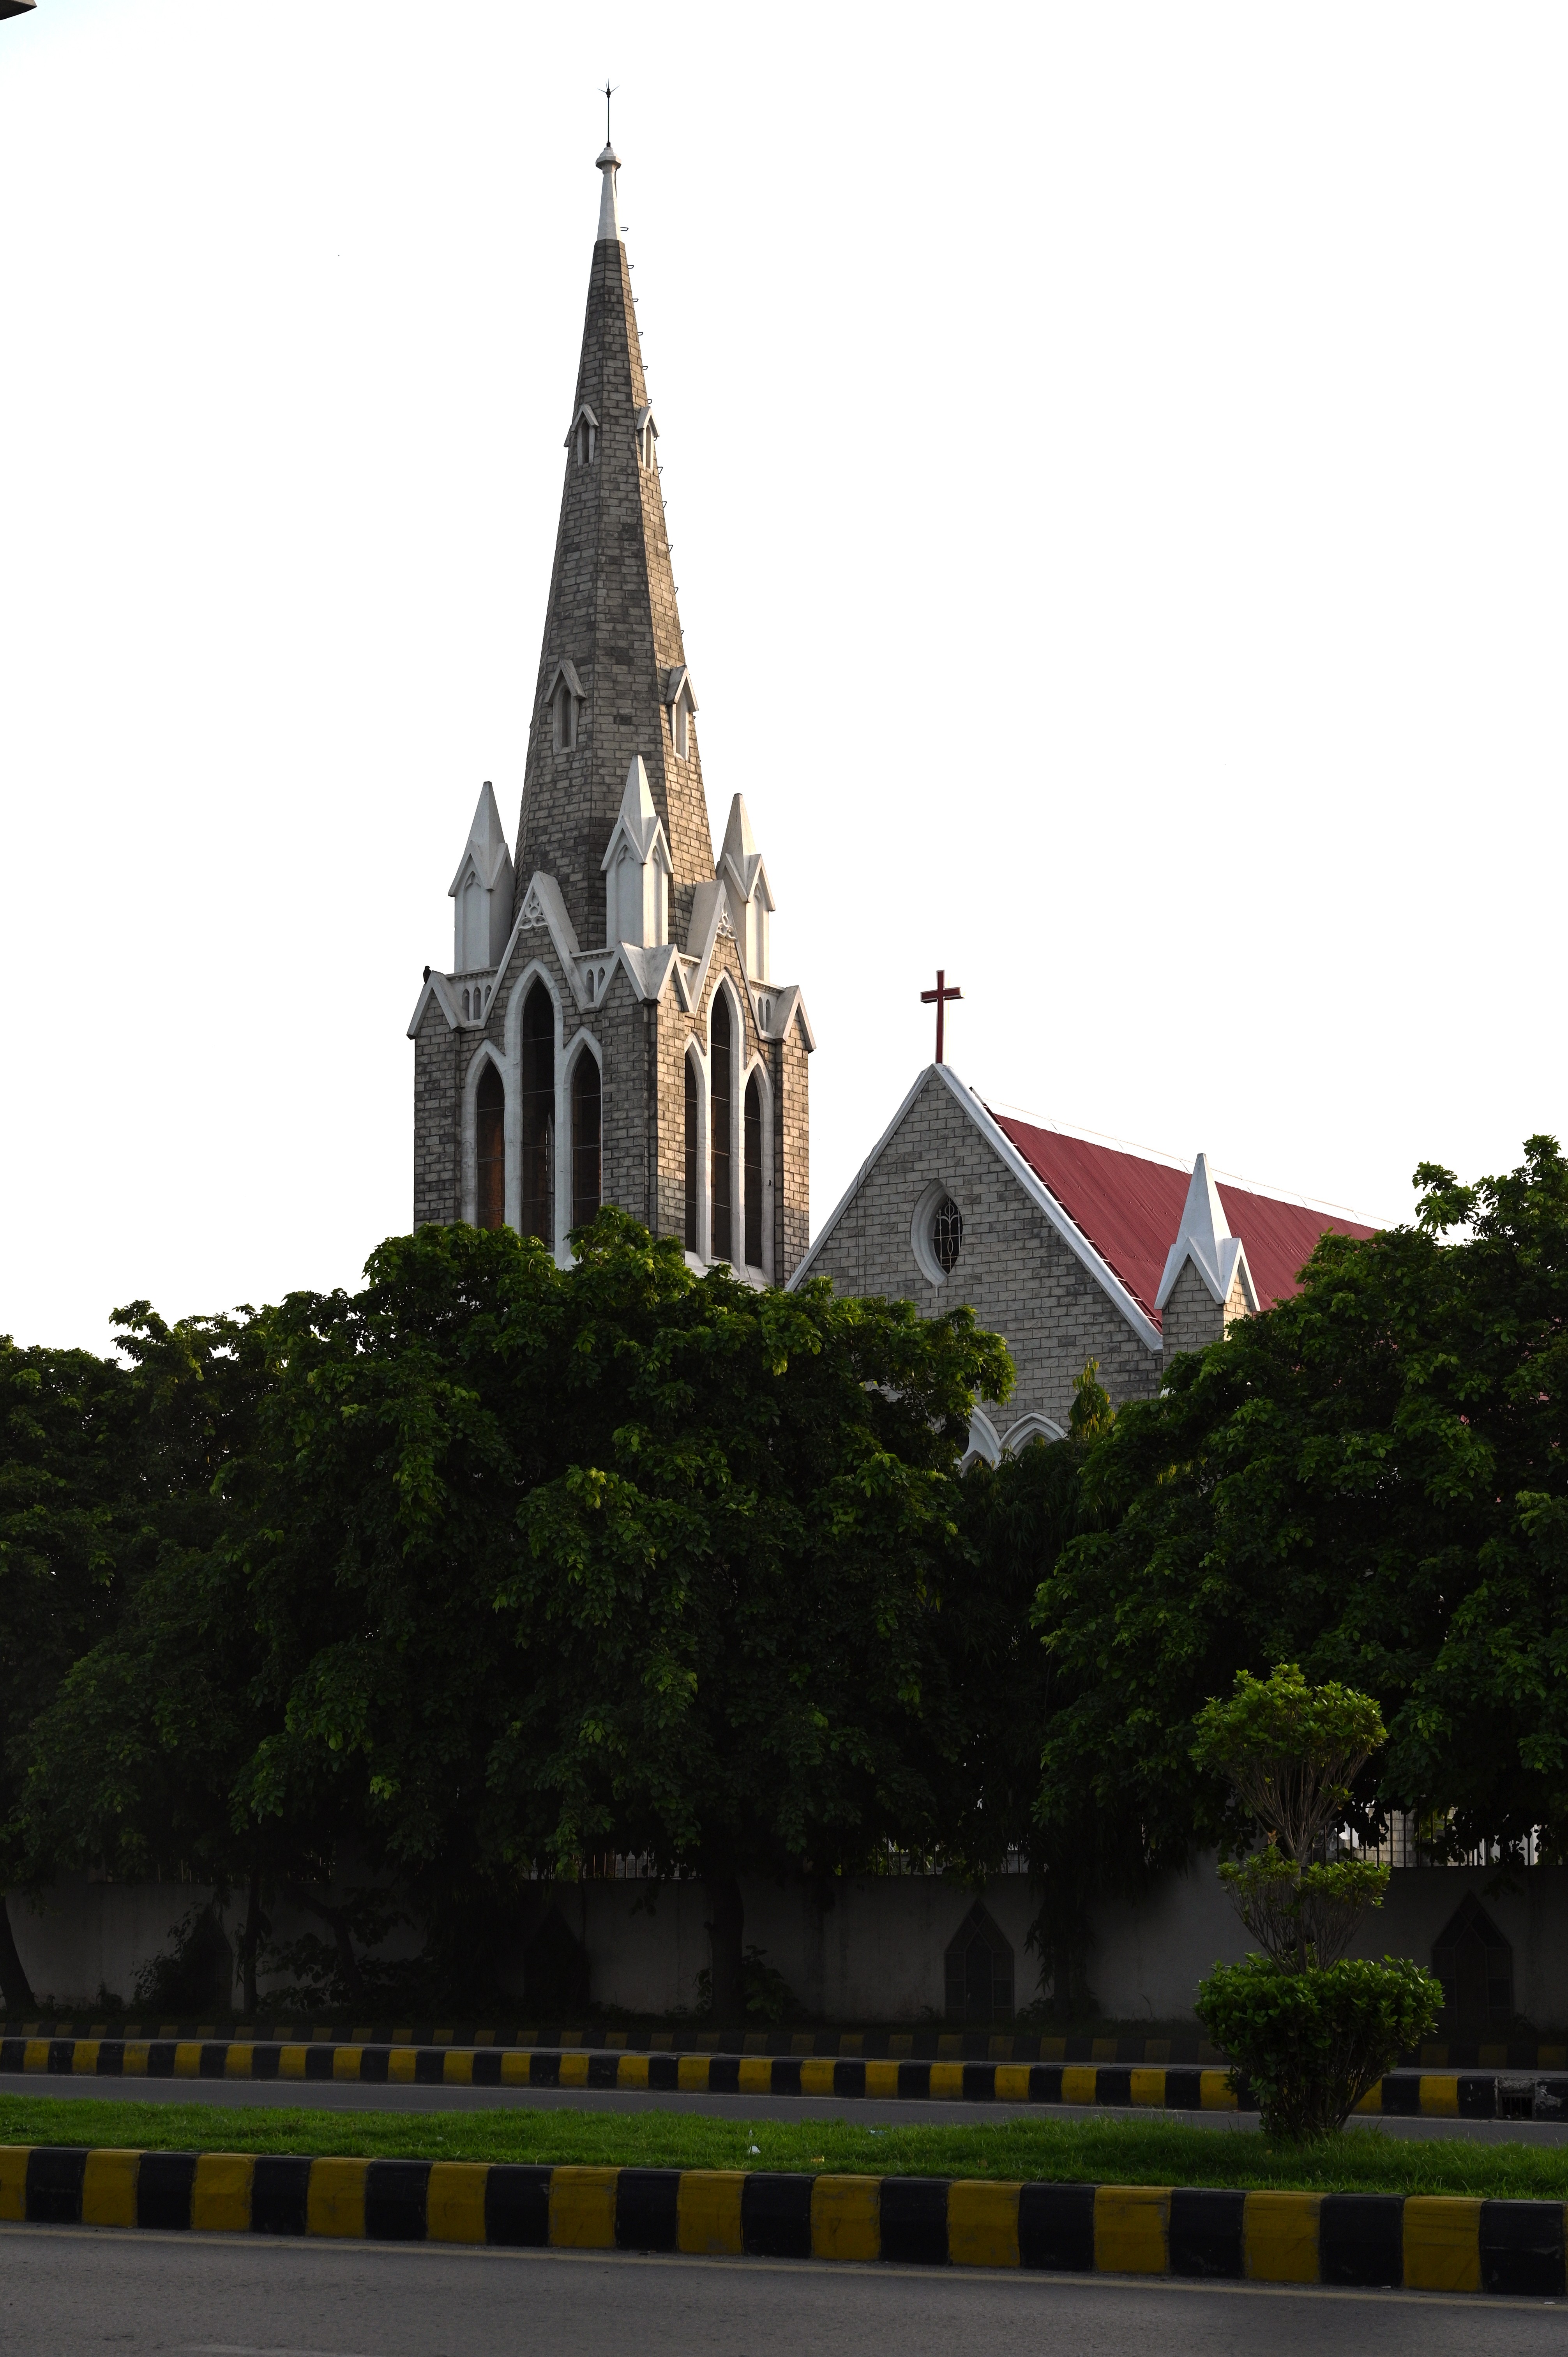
[1, 2069, 1564, 2144]
[0, 2225, 1564, 2357]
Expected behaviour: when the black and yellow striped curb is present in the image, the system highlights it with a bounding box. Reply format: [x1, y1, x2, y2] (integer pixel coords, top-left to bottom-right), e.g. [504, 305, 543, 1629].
[6, 2037, 1565, 2118]
[8, 2020, 1562, 2070]
[2, 2147, 1565, 2293]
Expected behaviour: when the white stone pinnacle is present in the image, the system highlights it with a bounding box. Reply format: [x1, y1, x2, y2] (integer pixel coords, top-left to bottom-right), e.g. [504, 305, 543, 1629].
[1155, 1151, 1254, 1313]
[596, 143, 622, 243]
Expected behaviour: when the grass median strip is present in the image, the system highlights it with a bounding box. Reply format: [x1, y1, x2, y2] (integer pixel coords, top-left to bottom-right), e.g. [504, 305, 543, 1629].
[1, 2095, 1566, 2200]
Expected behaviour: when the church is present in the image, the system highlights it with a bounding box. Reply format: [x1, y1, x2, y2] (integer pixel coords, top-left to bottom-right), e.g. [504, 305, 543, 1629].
[791, 1064, 1373, 1452]
[407, 143, 1372, 1429]
[407, 140, 813, 1285]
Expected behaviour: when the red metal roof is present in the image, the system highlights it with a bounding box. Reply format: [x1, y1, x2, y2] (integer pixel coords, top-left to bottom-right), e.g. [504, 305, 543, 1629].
[988, 1112, 1377, 1329]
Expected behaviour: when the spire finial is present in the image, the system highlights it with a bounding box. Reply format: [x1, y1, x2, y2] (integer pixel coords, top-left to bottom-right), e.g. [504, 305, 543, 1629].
[595, 82, 622, 244]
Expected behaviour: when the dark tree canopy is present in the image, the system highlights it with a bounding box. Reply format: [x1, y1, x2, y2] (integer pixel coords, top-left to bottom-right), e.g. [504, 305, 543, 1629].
[1033, 1136, 1568, 1889]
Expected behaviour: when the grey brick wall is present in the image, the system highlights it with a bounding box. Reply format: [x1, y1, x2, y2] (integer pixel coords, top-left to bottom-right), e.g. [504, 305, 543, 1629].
[801, 1070, 1164, 1431]
[1159, 1259, 1252, 1367]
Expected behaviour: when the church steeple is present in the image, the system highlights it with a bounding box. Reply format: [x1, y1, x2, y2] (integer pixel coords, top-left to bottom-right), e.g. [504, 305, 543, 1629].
[410, 133, 813, 1286]
[512, 145, 714, 949]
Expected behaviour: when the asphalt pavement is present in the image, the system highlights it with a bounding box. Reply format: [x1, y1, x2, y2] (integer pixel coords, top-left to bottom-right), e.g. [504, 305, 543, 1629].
[0, 2069, 1564, 2143]
[0, 2225, 1565, 2357]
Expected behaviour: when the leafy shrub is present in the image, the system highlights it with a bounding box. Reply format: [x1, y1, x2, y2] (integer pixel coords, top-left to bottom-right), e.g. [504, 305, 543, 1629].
[694, 1945, 798, 2027]
[1197, 1951, 1441, 2140]
[131, 1903, 234, 2016]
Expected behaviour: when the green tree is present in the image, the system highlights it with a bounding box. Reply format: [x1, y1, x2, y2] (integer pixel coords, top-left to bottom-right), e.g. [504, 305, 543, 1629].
[0, 1334, 141, 2004]
[1033, 1137, 1568, 1892]
[215, 1211, 1013, 2018]
[950, 1362, 1116, 2016]
[1193, 1665, 1441, 2138]
[20, 1305, 282, 2007]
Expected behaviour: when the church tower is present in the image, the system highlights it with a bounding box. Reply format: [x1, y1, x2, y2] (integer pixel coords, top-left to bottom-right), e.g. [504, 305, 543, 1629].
[408, 142, 813, 1281]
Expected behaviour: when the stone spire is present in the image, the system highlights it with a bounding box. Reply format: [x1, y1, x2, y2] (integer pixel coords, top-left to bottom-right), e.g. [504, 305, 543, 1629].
[511, 146, 714, 949]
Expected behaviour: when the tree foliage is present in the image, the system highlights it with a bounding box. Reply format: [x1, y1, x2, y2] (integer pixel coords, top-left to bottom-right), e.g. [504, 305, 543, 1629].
[28, 1212, 1010, 2017]
[1034, 1138, 1568, 1887]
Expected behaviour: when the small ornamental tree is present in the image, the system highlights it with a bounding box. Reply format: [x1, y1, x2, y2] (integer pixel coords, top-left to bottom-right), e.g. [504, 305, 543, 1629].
[1192, 1665, 1440, 2138]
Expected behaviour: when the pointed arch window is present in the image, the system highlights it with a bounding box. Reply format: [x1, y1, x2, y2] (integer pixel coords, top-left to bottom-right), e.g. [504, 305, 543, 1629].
[684, 1054, 699, 1253]
[710, 995, 732, 1265]
[744, 1072, 763, 1269]
[569, 404, 599, 466]
[635, 405, 657, 470]
[476, 1062, 505, 1232]
[521, 982, 555, 1246]
[553, 678, 577, 753]
[663, 666, 697, 762]
[571, 1051, 602, 1233]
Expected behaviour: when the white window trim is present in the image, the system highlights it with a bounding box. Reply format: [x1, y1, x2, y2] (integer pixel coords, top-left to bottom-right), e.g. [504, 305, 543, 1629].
[563, 1027, 604, 1245]
[1001, 1412, 1067, 1453]
[685, 1038, 710, 1263]
[460, 1039, 507, 1230]
[505, 960, 569, 1258]
[960, 1407, 1001, 1472]
[911, 1178, 964, 1288]
[706, 975, 746, 1269]
[740, 1053, 775, 1284]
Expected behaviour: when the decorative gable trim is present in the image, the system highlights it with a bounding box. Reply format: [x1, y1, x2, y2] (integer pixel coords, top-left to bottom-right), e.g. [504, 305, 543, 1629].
[564, 404, 599, 461]
[405, 968, 461, 1038]
[1153, 1152, 1261, 1316]
[543, 657, 586, 705]
[788, 1064, 1164, 1352]
[747, 980, 815, 1052]
[681, 878, 729, 1011]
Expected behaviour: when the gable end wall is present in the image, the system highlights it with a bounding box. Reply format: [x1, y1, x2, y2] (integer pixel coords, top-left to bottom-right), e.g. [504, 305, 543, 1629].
[802, 1070, 1161, 1431]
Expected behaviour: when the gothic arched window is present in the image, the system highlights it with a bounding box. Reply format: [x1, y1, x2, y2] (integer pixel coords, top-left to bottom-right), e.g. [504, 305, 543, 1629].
[684, 1053, 699, 1254]
[553, 678, 576, 753]
[710, 995, 732, 1264]
[743, 1071, 763, 1269]
[475, 1061, 505, 1232]
[521, 982, 555, 1246]
[571, 1051, 601, 1234]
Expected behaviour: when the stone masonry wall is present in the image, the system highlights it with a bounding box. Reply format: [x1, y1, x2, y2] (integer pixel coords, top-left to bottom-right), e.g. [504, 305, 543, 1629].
[1160, 1261, 1252, 1369]
[419, 913, 807, 1274]
[412, 999, 459, 1227]
[803, 1070, 1162, 1431]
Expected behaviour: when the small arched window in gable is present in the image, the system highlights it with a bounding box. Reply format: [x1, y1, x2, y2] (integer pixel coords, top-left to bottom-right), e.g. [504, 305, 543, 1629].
[521, 981, 555, 1246]
[684, 1053, 699, 1254]
[635, 405, 657, 470]
[744, 1072, 763, 1269]
[475, 1062, 505, 1232]
[570, 405, 599, 466]
[553, 677, 577, 753]
[571, 1052, 601, 1235]
[710, 996, 732, 1265]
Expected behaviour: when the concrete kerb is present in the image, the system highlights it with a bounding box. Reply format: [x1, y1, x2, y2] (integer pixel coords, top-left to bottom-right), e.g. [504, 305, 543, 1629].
[0, 2147, 1564, 2295]
[2, 2037, 1564, 2120]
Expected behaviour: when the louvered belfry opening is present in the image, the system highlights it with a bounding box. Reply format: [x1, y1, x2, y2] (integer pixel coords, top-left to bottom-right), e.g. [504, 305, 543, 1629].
[710, 996, 732, 1264]
[571, 1052, 602, 1233]
[744, 1072, 763, 1268]
[520, 982, 555, 1246]
[475, 1063, 505, 1231]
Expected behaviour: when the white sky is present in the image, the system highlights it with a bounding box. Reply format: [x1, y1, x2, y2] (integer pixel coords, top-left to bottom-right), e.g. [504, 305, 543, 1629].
[2, 2, 1564, 1352]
